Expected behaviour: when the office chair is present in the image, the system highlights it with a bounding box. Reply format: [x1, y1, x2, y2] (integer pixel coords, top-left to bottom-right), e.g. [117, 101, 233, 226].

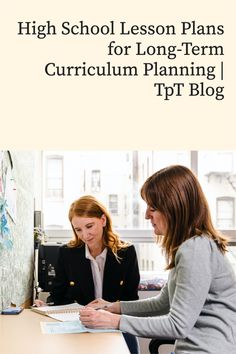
[149, 338, 175, 354]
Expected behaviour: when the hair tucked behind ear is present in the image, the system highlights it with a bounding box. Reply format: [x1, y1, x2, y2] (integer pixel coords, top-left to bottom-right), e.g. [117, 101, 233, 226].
[141, 165, 229, 270]
[68, 195, 129, 258]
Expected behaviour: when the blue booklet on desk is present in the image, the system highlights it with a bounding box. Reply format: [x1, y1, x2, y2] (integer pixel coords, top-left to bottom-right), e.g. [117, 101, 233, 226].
[40, 320, 120, 334]
[1, 306, 23, 315]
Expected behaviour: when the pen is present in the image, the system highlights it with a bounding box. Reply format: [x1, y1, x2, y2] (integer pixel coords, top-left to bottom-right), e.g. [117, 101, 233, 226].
[31, 302, 54, 307]
[95, 305, 109, 311]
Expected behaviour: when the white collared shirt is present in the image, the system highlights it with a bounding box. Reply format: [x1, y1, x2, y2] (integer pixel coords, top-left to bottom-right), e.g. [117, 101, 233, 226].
[85, 245, 108, 299]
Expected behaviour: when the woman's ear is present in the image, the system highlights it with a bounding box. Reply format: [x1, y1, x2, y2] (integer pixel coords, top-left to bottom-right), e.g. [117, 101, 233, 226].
[101, 214, 107, 227]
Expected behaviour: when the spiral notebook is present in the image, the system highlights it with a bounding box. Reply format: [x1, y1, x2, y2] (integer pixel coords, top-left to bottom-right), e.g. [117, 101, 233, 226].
[31, 303, 84, 321]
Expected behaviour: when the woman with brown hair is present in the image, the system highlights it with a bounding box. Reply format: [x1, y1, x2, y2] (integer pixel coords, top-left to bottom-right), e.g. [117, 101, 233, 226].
[35, 195, 140, 353]
[80, 166, 236, 354]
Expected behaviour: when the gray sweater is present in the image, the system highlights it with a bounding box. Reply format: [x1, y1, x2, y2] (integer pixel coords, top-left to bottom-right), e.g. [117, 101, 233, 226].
[120, 236, 236, 354]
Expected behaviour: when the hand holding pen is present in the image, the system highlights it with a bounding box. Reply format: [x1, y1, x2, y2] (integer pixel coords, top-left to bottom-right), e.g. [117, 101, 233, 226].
[79, 306, 121, 329]
[86, 298, 111, 310]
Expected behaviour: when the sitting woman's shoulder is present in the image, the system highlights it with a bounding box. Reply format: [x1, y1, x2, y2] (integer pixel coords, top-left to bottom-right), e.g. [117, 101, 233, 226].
[60, 243, 85, 253]
[117, 243, 136, 256]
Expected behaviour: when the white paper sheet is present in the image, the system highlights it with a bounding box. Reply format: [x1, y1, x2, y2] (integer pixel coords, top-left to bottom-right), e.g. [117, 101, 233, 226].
[40, 320, 120, 334]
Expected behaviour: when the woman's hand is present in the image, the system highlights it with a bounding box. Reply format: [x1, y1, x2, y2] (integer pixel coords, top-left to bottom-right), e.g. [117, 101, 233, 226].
[86, 298, 111, 309]
[86, 298, 121, 314]
[79, 307, 121, 329]
[34, 299, 46, 307]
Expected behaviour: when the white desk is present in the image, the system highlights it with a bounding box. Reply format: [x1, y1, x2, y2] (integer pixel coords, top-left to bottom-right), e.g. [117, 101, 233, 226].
[0, 310, 130, 354]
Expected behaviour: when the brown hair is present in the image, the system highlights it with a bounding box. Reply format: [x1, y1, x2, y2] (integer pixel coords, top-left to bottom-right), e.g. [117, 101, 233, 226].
[68, 195, 129, 256]
[141, 165, 228, 270]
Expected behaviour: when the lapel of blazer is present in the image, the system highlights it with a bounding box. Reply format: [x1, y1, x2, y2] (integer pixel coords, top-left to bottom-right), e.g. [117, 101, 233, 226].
[103, 249, 121, 297]
[75, 246, 95, 301]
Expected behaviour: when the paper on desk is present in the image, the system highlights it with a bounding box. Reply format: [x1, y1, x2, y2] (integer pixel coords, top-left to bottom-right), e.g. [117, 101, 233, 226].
[48, 312, 81, 322]
[40, 320, 120, 334]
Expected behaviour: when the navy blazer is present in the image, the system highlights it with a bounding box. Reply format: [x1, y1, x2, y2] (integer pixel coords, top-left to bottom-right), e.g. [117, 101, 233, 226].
[48, 244, 140, 306]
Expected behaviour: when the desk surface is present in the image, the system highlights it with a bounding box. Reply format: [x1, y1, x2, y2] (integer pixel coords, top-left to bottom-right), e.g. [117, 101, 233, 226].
[0, 309, 130, 354]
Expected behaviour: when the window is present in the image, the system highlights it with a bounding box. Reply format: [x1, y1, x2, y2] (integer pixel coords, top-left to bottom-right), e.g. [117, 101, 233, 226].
[91, 170, 101, 193]
[45, 156, 63, 199]
[39, 150, 236, 274]
[198, 151, 236, 231]
[109, 194, 118, 215]
[135, 242, 167, 272]
[40, 150, 189, 271]
[216, 197, 234, 229]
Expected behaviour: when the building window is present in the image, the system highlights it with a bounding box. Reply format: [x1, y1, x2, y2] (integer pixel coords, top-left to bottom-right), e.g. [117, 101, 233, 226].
[216, 197, 235, 229]
[91, 170, 101, 193]
[109, 194, 118, 215]
[151, 260, 154, 271]
[45, 156, 63, 199]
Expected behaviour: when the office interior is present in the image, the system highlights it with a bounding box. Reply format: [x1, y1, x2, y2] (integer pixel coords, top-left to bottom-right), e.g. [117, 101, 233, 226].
[0, 150, 236, 354]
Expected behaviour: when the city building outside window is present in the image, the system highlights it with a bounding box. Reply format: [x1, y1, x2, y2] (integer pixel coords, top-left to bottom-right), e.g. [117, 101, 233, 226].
[91, 170, 101, 193]
[109, 194, 118, 215]
[40, 150, 236, 273]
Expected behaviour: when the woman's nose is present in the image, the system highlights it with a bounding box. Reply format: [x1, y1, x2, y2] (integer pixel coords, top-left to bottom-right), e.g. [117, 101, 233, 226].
[81, 230, 89, 239]
[145, 209, 150, 219]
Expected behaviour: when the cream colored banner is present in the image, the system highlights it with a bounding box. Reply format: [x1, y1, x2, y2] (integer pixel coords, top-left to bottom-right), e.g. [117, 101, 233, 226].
[1, 0, 235, 149]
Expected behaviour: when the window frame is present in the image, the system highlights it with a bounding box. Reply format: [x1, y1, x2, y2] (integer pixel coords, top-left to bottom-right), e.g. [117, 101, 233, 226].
[45, 228, 236, 244]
